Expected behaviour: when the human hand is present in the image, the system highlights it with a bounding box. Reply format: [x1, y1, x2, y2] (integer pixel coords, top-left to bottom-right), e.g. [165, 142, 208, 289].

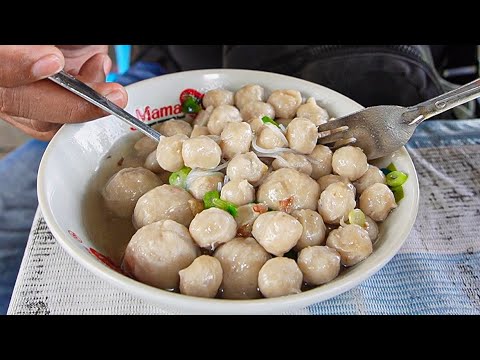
[0, 45, 128, 140]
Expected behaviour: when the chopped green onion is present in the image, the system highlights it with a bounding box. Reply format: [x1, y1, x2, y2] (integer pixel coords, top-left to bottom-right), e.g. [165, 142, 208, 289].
[348, 209, 366, 227]
[386, 170, 408, 188]
[261, 116, 279, 127]
[391, 185, 404, 202]
[181, 95, 202, 114]
[203, 190, 238, 217]
[169, 166, 191, 189]
[386, 163, 397, 172]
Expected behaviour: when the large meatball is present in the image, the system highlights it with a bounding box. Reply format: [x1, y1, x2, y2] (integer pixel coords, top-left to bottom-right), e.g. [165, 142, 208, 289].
[179, 255, 223, 298]
[207, 104, 243, 135]
[220, 179, 255, 206]
[286, 118, 318, 155]
[267, 89, 303, 119]
[102, 167, 162, 218]
[297, 246, 341, 285]
[308, 145, 333, 180]
[359, 183, 397, 222]
[252, 211, 303, 256]
[202, 88, 234, 108]
[234, 84, 265, 111]
[318, 182, 356, 225]
[291, 209, 327, 251]
[226, 152, 269, 183]
[220, 122, 253, 160]
[214, 237, 271, 299]
[154, 119, 192, 137]
[257, 168, 321, 212]
[123, 220, 200, 290]
[182, 136, 222, 170]
[296, 97, 329, 126]
[258, 257, 303, 298]
[353, 165, 386, 195]
[188, 173, 224, 200]
[326, 224, 373, 267]
[189, 208, 237, 250]
[133, 184, 198, 228]
[240, 101, 275, 120]
[156, 134, 188, 172]
[134, 136, 157, 157]
[332, 146, 369, 181]
[272, 152, 313, 176]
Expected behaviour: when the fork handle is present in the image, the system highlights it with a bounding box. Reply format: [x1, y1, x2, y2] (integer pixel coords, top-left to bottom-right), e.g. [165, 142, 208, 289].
[406, 78, 480, 124]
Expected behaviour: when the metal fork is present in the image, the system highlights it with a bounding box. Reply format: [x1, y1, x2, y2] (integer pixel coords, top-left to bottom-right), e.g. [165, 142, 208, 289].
[317, 78, 480, 159]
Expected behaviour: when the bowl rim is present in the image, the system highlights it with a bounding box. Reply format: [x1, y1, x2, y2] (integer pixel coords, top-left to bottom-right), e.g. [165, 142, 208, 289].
[37, 68, 420, 314]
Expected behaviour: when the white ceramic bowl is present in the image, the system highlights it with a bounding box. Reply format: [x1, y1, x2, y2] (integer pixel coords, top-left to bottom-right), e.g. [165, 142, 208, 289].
[37, 69, 419, 314]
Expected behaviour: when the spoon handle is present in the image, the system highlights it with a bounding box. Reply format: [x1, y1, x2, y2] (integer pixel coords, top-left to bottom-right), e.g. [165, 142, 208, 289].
[48, 70, 162, 142]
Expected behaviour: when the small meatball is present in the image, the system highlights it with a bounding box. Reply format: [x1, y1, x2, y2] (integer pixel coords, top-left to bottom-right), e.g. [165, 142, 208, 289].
[308, 145, 333, 180]
[102, 167, 162, 218]
[193, 105, 214, 127]
[240, 101, 275, 121]
[207, 104, 243, 135]
[286, 118, 318, 155]
[182, 136, 222, 169]
[123, 220, 200, 290]
[257, 168, 321, 212]
[220, 122, 253, 160]
[258, 257, 303, 298]
[214, 237, 271, 299]
[272, 152, 313, 176]
[156, 134, 188, 172]
[296, 97, 329, 126]
[291, 209, 327, 251]
[318, 182, 356, 225]
[267, 89, 303, 119]
[364, 215, 379, 242]
[332, 146, 368, 181]
[189, 208, 237, 250]
[234, 84, 265, 111]
[247, 116, 264, 133]
[202, 88, 234, 108]
[134, 136, 157, 157]
[191, 125, 210, 138]
[359, 183, 397, 222]
[226, 152, 269, 183]
[144, 150, 162, 173]
[235, 203, 269, 237]
[179, 255, 223, 298]
[317, 174, 355, 194]
[154, 119, 192, 137]
[297, 246, 341, 285]
[221, 179, 255, 206]
[326, 224, 373, 266]
[256, 124, 288, 149]
[252, 211, 303, 256]
[133, 184, 197, 228]
[353, 165, 386, 195]
[188, 173, 224, 200]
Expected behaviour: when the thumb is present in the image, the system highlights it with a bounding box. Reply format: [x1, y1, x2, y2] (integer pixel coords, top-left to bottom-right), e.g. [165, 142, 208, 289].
[0, 45, 65, 87]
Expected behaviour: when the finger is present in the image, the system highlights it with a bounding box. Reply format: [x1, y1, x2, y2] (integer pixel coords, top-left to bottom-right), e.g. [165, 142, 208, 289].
[77, 53, 111, 82]
[0, 80, 128, 124]
[1, 113, 62, 141]
[0, 45, 65, 87]
[58, 45, 109, 75]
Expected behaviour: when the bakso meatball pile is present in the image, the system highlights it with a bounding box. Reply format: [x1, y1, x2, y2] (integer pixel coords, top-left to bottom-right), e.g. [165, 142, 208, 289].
[100, 83, 401, 300]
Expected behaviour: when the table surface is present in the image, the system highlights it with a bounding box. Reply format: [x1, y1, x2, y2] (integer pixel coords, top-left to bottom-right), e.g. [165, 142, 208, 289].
[7, 119, 480, 315]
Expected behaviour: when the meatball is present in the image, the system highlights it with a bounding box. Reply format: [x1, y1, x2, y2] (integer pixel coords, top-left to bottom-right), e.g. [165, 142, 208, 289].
[179, 255, 223, 298]
[193, 105, 214, 127]
[134, 136, 157, 157]
[267, 89, 303, 119]
[252, 211, 303, 256]
[317, 174, 355, 194]
[272, 152, 313, 176]
[191, 125, 210, 138]
[247, 116, 264, 133]
[189, 208, 237, 250]
[318, 182, 356, 225]
[296, 97, 329, 126]
[154, 119, 192, 137]
[102, 167, 162, 218]
[332, 146, 368, 181]
[257, 168, 321, 212]
[234, 84, 265, 111]
[214, 237, 271, 299]
[188, 173, 224, 200]
[291, 209, 327, 251]
[133, 184, 198, 228]
[258, 257, 303, 298]
[256, 124, 288, 149]
[286, 118, 318, 155]
[308, 145, 333, 180]
[220, 179, 255, 206]
[235, 203, 269, 238]
[156, 134, 188, 172]
[240, 101, 275, 121]
[182, 136, 222, 170]
[353, 165, 386, 195]
[202, 88, 234, 108]
[123, 220, 200, 290]
[364, 215, 379, 242]
[226, 152, 269, 183]
[207, 104, 243, 135]
[326, 224, 373, 267]
[144, 150, 162, 174]
[359, 183, 397, 222]
[220, 122, 253, 160]
[297, 246, 341, 285]
[276, 118, 293, 127]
